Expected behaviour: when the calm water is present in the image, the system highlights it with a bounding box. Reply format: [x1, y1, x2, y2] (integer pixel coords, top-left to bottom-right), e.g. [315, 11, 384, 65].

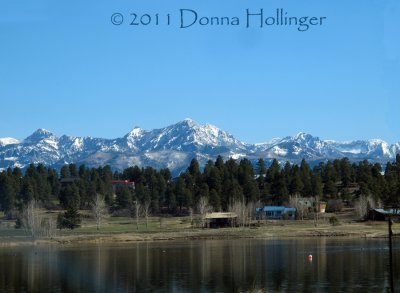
[0, 238, 399, 292]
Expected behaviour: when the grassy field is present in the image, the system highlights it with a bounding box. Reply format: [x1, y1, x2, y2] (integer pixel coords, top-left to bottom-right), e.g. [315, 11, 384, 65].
[0, 208, 398, 246]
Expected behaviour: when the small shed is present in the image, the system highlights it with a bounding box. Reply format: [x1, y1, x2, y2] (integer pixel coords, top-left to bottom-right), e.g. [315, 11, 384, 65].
[205, 212, 237, 228]
[319, 202, 327, 213]
[368, 208, 400, 221]
[256, 206, 296, 220]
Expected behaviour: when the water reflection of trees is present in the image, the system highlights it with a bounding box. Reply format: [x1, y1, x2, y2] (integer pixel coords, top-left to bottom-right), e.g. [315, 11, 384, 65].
[0, 239, 398, 291]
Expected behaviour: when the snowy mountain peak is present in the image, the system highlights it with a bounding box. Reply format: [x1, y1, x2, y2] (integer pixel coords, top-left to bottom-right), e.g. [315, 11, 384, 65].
[0, 121, 399, 174]
[175, 118, 199, 129]
[0, 137, 19, 146]
[165, 119, 244, 149]
[293, 132, 317, 141]
[34, 128, 52, 135]
[367, 139, 386, 145]
[24, 128, 57, 144]
[124, 127, 146, 150]
[126, 127, 145, 138]
[183, 117, 196, 124]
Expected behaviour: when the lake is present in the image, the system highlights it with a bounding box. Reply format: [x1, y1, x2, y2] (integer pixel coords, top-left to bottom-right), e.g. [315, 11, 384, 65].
[0, 238, 399, 292]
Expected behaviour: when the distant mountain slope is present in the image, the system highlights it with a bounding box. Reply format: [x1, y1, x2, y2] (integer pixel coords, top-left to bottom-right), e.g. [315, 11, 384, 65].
[0, 119, 399, 174]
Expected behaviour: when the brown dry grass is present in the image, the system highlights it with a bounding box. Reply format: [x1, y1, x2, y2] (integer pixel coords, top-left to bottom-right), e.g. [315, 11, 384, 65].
[1, 208, 397, 246]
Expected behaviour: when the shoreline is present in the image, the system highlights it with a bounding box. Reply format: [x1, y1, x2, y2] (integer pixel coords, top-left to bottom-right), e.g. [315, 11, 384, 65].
[0, 221, 397, 247]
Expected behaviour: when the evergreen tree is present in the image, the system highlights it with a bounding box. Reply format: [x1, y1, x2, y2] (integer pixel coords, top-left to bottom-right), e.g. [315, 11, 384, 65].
[225, 158, 239, 179]
[257, 158, 266, 177]
[299, 159, 312, 196]
[384, 158, 400, 208]
[209, 188, 221, 211]
[175, 177, 187, 212]
[160, 168, 172, 182]
[188, 158, 201, 179]
[198, 183, 210, 201]
[156, 173, 167, 211]
[271, 172, 289, 204]
[215, 155, 225, 172]
[165, 183, 177, 213]
[123, 166, 143, 183]
[47, 168, 60, 199]
[69, 164, 78, 178]
[0, 173, 16, 215]
[57, 184, 81, 229]
[323, 161, 338, 183]
[282, 161, 292, 187]
[243, 180, 260, 203]
[311, 173, 323, 197]
[339, 158, 353, 187]
[324, 179, 337, 198]
[267, 159, 280, 181]
[256, 159, 267, 196]
[289, 165, 304, 195]
[238, 158, 254, 186]
[370, 163, 385, 201]
[20, 178, 35, 205]
[115, 185, 133, 209]
[206, 167, 222, 196]
[60, 165, 70, 179]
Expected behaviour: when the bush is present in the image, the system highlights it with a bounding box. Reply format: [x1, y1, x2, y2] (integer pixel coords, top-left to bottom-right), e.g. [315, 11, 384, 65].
[15, 217, 23, 229]
[329, 215, 340, 226]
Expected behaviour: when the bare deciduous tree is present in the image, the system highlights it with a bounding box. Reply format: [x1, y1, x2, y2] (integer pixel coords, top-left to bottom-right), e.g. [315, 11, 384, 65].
[91, 194, 108, 230]
[246, 201, 258, 227]
[142, 200, 151, 229]
[41, 217, 57, 238]
[133, 201, 141, 230]
[189, 207, 194, 227]
[21, 200, 56, 239]
[197, 196, 211, 228]
[289, 194, 309, 220]
[354, 195, 376, 219]
[228, 198, 246, 228]
[21, 200, 41, 238]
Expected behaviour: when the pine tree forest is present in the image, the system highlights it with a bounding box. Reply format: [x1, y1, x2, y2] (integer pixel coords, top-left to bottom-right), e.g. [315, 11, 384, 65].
[1, 155, 400, 219]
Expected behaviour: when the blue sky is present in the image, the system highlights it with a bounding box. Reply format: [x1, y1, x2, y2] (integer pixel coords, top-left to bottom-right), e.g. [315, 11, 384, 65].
[0, 0, 399, 143]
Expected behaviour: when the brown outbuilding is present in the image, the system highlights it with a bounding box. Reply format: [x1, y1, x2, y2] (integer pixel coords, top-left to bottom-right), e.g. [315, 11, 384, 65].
[205, 212, 237, 228]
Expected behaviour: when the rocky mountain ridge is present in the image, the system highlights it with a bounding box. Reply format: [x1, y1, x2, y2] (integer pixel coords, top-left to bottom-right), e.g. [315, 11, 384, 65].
[1, 119, 399, 174]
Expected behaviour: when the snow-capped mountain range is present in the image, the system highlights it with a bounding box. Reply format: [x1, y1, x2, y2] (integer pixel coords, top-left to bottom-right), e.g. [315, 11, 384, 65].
[1, 118, 399, 175]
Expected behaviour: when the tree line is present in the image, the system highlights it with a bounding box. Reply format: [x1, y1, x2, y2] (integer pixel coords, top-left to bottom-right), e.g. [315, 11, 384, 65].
[1, 155, 400, 219]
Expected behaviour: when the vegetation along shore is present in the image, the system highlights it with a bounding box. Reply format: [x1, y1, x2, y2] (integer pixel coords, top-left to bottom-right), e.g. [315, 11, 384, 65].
[1, 155, 400, 245]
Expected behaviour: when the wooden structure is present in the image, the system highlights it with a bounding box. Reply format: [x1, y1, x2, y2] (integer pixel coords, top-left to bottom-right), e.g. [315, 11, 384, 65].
[205, 212, 237, 228]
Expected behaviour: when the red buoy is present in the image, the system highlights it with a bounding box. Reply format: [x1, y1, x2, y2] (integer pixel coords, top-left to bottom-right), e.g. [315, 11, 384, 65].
[308, 254, 313, 262]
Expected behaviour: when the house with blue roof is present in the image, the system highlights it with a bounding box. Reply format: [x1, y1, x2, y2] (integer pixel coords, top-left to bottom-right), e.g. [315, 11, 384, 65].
[368, 208, 400, 221]
[256, 206, 296, 220]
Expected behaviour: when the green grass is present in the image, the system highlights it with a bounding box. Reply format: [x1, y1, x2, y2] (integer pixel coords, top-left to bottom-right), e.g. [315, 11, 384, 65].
[0, 207, 198, 238]
[0, 228, 27, 237]
[0, 217, 26, 237]
[56, 214, 194, 236]
[0, 208, 396, 242]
